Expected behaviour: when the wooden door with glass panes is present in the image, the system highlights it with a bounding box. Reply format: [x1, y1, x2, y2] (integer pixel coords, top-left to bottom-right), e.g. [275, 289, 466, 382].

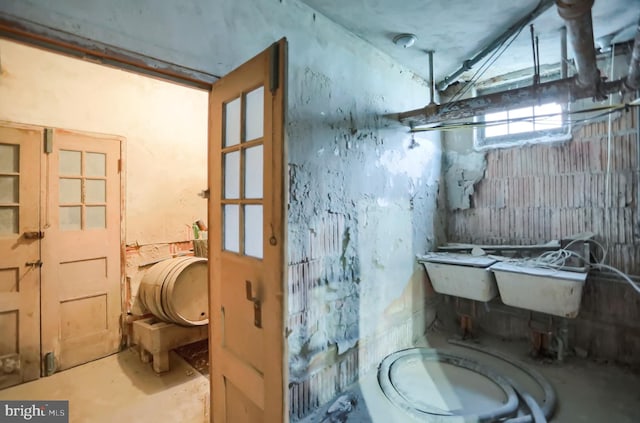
[209, 39, 286, 423]
[0, 124, 42, 389]
[41, 129, 122, 372]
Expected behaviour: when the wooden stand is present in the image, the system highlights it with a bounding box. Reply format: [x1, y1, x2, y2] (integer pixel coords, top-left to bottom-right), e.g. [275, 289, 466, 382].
[132, 317, 208, 373]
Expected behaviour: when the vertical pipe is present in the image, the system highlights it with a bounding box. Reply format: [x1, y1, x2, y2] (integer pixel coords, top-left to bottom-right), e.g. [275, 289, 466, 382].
[427, 50, 435, 105]
[556, 0, 599, 88]
[561, 26, 568, 79]
[624, 18, 640, 90]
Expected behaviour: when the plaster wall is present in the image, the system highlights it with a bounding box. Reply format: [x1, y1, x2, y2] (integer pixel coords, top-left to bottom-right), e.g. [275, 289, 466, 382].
[0, 0, 446, 418]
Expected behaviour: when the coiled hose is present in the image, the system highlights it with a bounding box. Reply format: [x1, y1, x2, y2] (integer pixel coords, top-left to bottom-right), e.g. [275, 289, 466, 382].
[377, 343, 556, 422]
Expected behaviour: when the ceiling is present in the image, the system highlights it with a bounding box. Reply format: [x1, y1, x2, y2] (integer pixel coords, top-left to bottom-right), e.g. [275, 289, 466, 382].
[300, 0, 640, 89]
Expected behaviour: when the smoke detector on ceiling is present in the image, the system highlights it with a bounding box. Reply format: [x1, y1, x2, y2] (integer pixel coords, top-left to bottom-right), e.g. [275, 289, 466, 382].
[393, 33, 417, 48]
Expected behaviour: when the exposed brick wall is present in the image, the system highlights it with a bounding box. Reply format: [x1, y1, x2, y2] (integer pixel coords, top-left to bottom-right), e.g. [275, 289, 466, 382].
[449, 109, 640, 274]
[287, 211, 433, 419]
[445, 106, 640, 366]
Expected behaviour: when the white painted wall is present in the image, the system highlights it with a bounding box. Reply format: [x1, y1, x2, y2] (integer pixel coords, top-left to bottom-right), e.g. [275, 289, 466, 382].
[0, 39, 208, 245]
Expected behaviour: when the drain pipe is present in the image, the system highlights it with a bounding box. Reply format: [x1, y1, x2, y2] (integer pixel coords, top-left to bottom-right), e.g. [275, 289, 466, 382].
[556, 0, 600, 89]
[427, 50, 436, 105]
[625, 18, 640, 90]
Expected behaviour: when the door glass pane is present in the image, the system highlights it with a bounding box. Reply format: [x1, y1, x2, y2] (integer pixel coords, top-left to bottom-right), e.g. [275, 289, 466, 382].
[59, 178, 82, 203]
[86, 152, 106, 177]
[244, 205, 263, 259]
[0, 144, 19, 173]
[0, 176, 18, 203]
[0, 207, 18, 234]
[59, 150, 81, 175]
[244, 145, 263, 199]
[86, 206, 106, 229]
[245, 86, 264, 142]
[224, 151, 240, 199]
[60, 206, 81, 231]
[223, 205, 239, 253]
[86, 180, 106, 203]
[224, 97, 241, 147]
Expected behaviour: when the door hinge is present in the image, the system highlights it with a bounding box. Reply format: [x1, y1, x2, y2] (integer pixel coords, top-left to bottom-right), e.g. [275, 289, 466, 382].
[44, 128, 53, 154]
[117, 159, 122, 173]
[44, 352, 56, 376]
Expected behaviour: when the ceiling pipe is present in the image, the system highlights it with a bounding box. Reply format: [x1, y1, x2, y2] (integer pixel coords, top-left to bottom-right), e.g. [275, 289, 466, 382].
[398, 77, 625, 126]
[437, 0, 556, 91]
[625, 18, 640, 91]
[556, 0, 600, 89]
[397, 0, 610, 127]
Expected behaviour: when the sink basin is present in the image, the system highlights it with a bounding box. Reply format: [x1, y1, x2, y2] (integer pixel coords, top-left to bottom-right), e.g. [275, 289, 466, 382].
[489, 262, 587, 318]
[417, 253, 498, 302]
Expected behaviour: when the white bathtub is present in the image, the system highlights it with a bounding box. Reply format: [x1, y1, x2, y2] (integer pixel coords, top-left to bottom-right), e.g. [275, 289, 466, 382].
[489, 262, 587, 318]
[417, 253, 498, 302]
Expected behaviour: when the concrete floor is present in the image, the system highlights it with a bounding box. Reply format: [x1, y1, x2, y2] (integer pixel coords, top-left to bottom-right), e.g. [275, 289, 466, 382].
[300, 331, 640, 423]
[0, 348, 209, 423]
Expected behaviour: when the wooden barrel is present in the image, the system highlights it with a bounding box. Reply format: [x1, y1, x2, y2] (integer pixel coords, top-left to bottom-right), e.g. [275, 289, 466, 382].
[139, 257, 208, 326]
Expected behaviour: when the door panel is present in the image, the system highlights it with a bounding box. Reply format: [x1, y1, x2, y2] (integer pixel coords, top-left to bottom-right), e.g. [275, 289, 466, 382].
[41, 130, 122, 371]
[209, 40, 286, 423]
[0, 125, 41, 389]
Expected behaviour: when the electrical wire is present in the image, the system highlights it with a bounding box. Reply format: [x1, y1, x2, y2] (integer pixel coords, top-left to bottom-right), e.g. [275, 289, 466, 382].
[489, 238, 640, 295]
[445, 19, 529, 105]
[411, 102, 638, 133]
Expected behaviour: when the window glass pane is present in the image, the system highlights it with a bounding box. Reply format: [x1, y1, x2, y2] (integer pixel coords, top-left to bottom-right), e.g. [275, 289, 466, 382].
[86, 153, 106, 177]
[0, 176, 18, 203]
[86, 180, 106, 203]
[86, 206, 106, 229]
[223, 205, 240, 253]
[245, 86, 264, 142]
[60, 206, 81, 231]
[59, 178, 81, 203]
[0, 207, 18, 234]
[224, 151, 240, 199]
[534, 103, 563, 130]
[509, 107, 534, 134]
[0, 144, 19, 173]
[244, 205, 263, 259]
[484, 111, 508, 137]
[244, 145, 263, 199]
[224, 97, 241, 147]
[59, 150, 81, 175]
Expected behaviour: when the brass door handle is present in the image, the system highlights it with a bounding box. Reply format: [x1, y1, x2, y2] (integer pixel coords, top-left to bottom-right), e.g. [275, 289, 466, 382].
[245, 280, 262, 328]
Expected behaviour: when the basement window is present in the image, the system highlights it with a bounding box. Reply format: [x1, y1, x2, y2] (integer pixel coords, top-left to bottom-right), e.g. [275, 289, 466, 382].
[475, 101, 571, 149]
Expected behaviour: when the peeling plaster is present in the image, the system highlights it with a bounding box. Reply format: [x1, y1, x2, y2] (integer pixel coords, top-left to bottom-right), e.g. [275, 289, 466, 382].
[443, 150, 487, 210]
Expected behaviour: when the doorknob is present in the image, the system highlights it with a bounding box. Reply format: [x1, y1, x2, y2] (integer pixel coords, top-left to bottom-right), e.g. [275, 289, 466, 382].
[245, 280, 262, 328]
[26, 260, 43, 268]
[24, 231, 44, 239]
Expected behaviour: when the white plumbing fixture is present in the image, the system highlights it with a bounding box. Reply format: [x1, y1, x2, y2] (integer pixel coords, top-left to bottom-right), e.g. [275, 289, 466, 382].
[490, 262, 587, 318]
[417, 253, 498, 302]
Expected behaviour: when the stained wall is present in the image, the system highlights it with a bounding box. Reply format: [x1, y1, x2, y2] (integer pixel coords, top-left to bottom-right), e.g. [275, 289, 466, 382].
[0, 0, 446, 418]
